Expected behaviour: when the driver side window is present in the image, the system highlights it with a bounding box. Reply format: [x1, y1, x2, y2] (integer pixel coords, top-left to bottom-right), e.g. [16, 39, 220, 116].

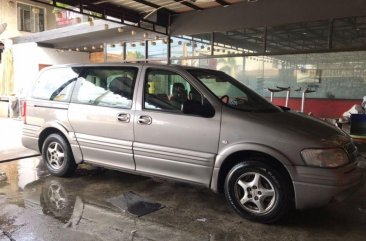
[144, 69, 214, 117]
[200, 76, 248, 104]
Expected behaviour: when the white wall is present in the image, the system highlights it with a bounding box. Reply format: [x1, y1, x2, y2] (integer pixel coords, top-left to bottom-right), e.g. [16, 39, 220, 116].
[12, 42, 90, 97]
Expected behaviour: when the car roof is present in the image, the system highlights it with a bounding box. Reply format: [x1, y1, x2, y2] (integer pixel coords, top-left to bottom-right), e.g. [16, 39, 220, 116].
[41, 63, 218, 73]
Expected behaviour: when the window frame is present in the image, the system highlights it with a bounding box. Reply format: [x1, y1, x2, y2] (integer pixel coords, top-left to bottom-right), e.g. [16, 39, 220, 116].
[17, 2, 47, 33]
[142, 67, 215, 118]
[71, 66, 139, 110]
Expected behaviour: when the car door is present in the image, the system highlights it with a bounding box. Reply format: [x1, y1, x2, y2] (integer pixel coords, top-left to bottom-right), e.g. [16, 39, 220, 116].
[133, 66, 221, 186]
[68, 66, 140, 170]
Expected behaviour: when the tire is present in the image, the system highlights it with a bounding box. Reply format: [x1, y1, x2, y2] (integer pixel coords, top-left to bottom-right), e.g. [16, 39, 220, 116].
[224, 159, 292, 224]
[42, 134, 77, 177]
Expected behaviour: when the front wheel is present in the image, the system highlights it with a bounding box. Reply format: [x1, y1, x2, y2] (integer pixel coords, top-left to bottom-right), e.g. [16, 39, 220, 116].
[42, 134, 77, 177]
[224, 160, 292, 223]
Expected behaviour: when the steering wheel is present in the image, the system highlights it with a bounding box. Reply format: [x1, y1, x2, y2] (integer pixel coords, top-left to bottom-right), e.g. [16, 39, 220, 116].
[220, 95, 229, 104]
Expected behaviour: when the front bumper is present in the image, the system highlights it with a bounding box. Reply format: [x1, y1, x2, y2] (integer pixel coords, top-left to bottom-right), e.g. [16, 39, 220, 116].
[293, 157, 364, 210]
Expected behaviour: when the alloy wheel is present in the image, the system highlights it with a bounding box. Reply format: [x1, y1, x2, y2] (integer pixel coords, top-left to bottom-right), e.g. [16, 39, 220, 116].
[234, 172, 276, 214]
[46, 142, 65, 170]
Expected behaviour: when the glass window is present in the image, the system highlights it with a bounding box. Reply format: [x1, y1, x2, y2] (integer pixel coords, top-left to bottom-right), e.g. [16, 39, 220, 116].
[333, 17, 366, 49]
[144, 69, 213, 116]
[148, 39, 167, 59]
[266, 20, 329, 53]
[188, 69, 279, 112]
[17, 3, 45, 33]
[214, 27, 265, 55]
[32, 67, 79, 101]
[75, 67, 138, 109]
[171, 35, 212, 58]
[126, 42, 146, 61]
[106, 43, 123, 62]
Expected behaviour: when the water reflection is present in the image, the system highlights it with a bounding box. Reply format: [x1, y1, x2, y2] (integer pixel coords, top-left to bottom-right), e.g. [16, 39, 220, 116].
[1, 158, 366, 241]
[23, 173, 210, 240]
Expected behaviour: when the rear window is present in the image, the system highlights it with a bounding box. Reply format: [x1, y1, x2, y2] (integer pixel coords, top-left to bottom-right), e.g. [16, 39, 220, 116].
[73, 67, 138, 109]
[32, 67, 80, 102]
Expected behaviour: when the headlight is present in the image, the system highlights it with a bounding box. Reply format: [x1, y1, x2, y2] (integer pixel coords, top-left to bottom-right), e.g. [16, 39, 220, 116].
[301, 148, 349, 168]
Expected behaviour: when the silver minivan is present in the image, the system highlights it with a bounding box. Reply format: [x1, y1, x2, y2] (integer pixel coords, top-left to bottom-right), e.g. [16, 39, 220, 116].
[22, 63, 364, 223]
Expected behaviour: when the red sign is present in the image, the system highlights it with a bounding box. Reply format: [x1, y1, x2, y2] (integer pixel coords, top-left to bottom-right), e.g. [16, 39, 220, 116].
[56, 11, 82, 26]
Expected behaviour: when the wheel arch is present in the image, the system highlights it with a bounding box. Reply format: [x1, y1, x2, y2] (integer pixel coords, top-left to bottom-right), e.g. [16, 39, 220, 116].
[37, 122, 83, 164]
[211, 144, 296, 198]
[38, 127, 68, 152]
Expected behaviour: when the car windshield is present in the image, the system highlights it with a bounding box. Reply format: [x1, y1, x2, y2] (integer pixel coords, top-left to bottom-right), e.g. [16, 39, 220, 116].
[187, 69, 280, 112]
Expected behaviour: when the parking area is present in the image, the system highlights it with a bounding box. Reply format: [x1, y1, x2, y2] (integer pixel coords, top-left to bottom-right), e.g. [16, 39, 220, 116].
[0, 157, 365, 241]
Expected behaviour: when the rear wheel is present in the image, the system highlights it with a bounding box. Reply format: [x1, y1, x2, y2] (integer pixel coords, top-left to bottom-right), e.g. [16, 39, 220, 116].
[42, 134, 77, 177]
[224, 159, 292, 223]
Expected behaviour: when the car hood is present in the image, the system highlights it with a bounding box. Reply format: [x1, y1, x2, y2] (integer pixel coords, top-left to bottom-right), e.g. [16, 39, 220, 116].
[258, 110, 350, 146]
[220, 107, 351, 165]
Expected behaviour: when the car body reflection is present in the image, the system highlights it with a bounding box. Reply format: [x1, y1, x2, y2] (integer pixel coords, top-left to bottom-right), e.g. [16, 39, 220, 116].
[23, 170, 207, 241]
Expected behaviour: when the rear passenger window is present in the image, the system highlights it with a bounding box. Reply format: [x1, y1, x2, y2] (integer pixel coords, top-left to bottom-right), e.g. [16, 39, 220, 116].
[74, 67, 138, 109]
[32, 67, 79, 102]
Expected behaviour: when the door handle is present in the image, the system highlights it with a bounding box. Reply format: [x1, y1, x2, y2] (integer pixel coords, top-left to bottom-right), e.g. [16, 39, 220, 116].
[117, 113, 130, 123]
[137, 115, 152, 125]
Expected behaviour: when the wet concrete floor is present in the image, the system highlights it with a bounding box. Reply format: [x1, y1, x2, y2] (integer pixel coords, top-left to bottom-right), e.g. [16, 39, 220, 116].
[0, 157, 366, 241]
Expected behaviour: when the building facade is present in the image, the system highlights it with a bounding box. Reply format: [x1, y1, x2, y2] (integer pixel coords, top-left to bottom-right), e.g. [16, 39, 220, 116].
[2, 0, 366, 118]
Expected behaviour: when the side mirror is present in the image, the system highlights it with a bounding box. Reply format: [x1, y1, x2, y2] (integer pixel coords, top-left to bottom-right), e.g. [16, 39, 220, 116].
[182, 100, 215, 118]
[278, 105, 290, 111]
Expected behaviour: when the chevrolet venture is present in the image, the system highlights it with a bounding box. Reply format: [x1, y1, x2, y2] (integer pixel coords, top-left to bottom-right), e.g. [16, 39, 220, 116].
[22, 64, 363, 223]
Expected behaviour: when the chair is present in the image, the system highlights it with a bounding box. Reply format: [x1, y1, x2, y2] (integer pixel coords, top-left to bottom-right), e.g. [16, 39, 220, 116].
[170, 83, 187, 109]
[109, 77, 133, 99]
